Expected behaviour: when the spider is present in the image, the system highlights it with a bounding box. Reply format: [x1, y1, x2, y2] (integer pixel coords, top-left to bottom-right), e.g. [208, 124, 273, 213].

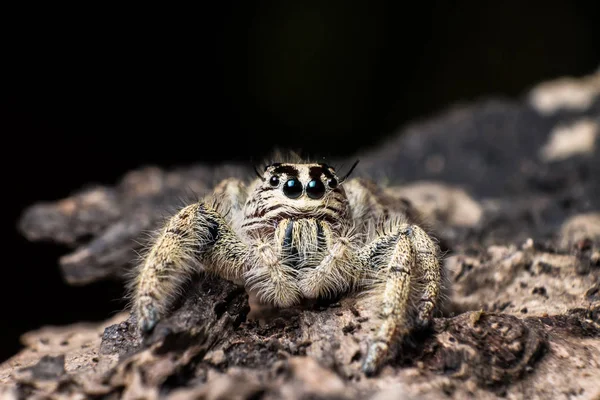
[131, 157, 446, 376]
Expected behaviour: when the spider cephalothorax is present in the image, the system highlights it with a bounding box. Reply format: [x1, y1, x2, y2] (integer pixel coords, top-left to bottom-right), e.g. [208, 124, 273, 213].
[131, 159, 445, 376]
[244, 162, 353, 230]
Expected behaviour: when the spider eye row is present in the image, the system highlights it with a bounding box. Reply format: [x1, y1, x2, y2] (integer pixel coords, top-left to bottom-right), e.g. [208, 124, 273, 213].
[270, 176, 337, 199]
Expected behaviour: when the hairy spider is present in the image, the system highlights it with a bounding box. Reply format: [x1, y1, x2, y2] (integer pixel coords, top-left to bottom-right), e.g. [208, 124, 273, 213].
[131, 157, 446, 375]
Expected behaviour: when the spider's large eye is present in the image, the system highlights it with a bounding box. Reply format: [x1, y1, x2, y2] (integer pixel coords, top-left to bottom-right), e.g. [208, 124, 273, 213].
[269, 176, 280, 186]
[283, 178, 303, 199]
[306, 179, 325, 199]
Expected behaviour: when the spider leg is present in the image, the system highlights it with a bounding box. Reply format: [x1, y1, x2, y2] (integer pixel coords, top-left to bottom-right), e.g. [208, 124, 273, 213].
[343, 178, 421, 229]
[410, 225, 443, 326]
[358, 223, 441, 376]
[244, 218, 303, 308]
[212, 178, 251, 218]
[132, 199, 250, 333]
[298, 220, 361, 299]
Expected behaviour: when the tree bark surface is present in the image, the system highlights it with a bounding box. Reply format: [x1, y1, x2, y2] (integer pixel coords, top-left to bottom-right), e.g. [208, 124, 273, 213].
[3, 72, 600, 399]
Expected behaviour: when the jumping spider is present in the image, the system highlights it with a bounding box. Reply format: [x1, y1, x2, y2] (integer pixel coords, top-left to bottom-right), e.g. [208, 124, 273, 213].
[131, 158, 446, 376]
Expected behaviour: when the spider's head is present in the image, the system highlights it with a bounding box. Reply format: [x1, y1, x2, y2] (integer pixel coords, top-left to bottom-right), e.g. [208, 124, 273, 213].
[251, 161, 359, 220]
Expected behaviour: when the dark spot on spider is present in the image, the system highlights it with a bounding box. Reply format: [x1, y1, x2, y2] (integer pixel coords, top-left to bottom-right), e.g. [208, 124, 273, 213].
[166, 226, 186, 236]
[206, 218, 219, 244]
[273, 165, 299, 176]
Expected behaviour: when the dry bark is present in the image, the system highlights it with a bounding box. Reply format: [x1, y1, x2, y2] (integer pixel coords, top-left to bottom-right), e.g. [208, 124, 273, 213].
[3, 71, 600, 399]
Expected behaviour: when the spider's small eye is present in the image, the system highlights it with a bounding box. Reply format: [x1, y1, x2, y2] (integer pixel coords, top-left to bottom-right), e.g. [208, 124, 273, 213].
[283, 178, 303, 199]
[269, 176, 280, 186]
[306, 179, 325, 199]
[327, 178, 338, 189]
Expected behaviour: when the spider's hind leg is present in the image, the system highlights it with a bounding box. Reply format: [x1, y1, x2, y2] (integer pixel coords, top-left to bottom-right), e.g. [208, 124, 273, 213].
[358, 223, 442, 376]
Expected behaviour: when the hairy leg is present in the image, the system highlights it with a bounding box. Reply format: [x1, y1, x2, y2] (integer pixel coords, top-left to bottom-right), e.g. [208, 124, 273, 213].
[298, 220, 361, 299]
[244, 218, 302, 307]
[409, 225, 442, 326]
[211, 178, 250, 219]
[358, 223, 441, 376]
[131, 202, 250, 333]
[343, 178, 421, 230]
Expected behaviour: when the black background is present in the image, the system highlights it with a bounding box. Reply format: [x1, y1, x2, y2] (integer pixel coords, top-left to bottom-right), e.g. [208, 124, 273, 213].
[2, 2, 599, 361]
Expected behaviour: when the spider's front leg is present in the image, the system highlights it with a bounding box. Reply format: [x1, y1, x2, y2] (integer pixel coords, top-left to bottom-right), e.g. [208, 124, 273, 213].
[358, 223, 442, 376]
[132, 198, 249, 333]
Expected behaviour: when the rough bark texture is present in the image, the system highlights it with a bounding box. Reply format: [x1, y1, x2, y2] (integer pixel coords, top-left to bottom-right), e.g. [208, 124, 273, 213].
[3, 71, 600, 399]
